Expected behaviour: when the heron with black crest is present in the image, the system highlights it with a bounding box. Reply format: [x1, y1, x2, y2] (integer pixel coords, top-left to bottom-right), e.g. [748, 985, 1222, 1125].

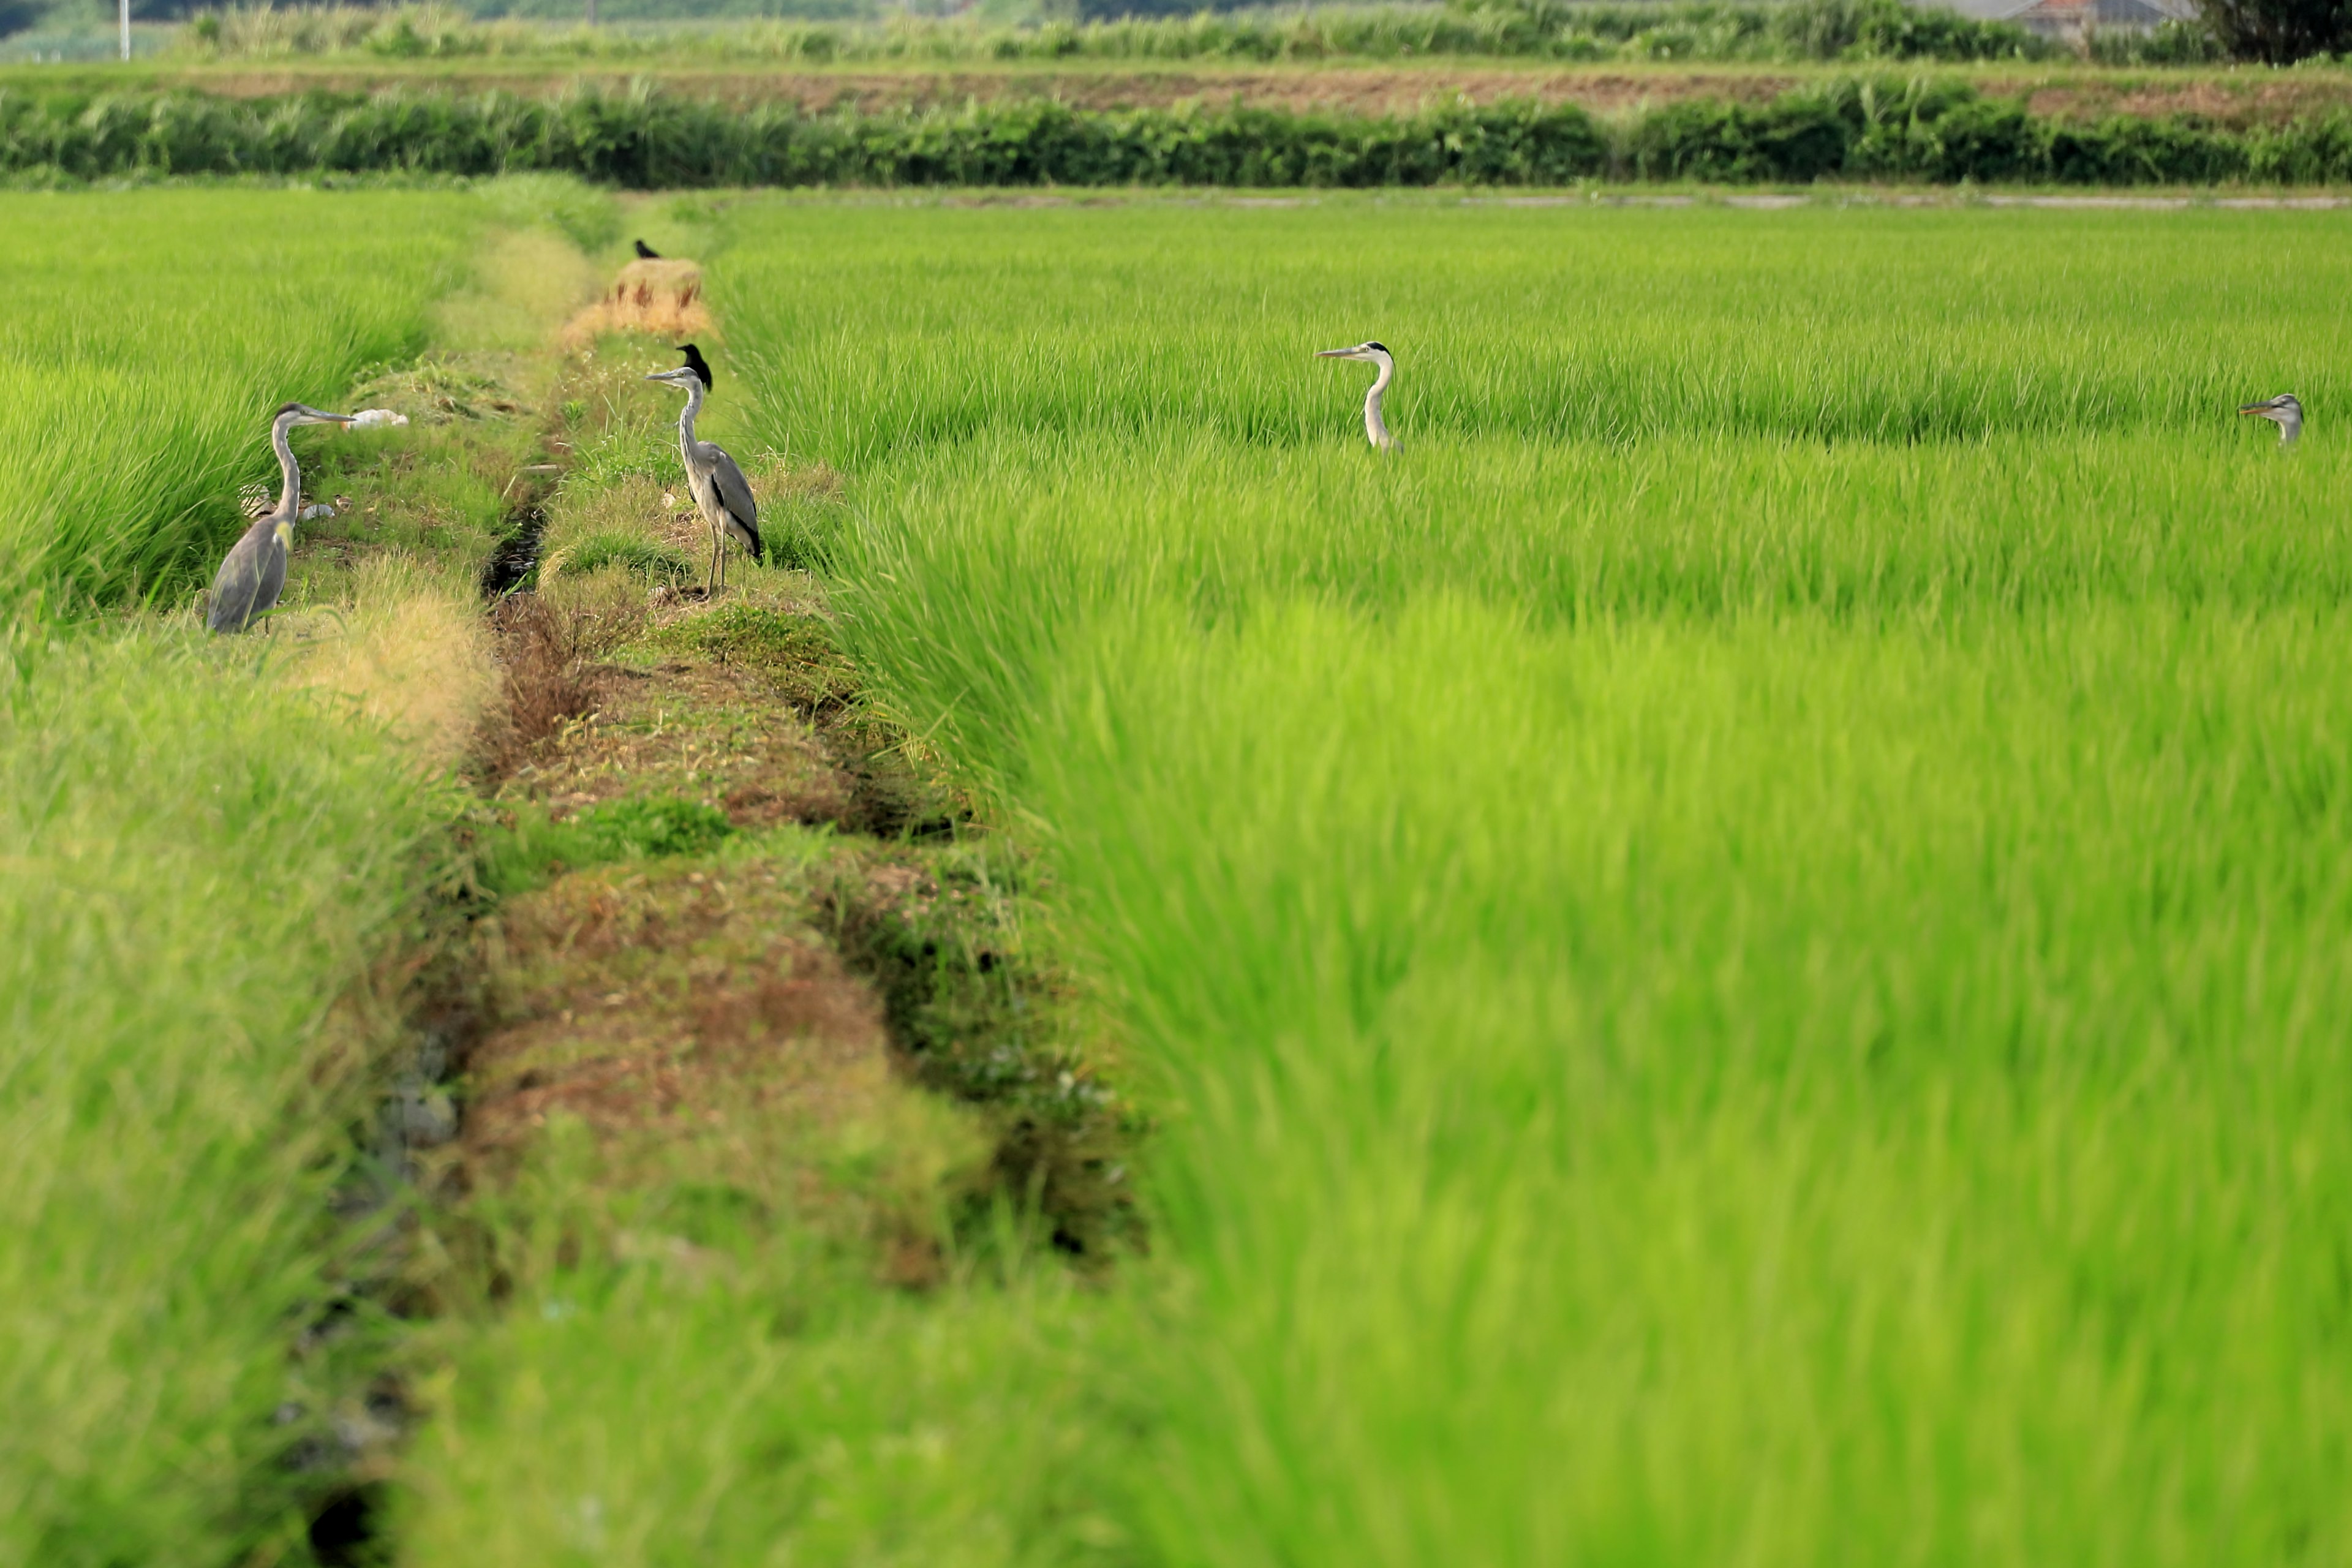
[208, 401, 355, 634]
[645, 343, 764, 595]
[1317, 340, 1398, 451]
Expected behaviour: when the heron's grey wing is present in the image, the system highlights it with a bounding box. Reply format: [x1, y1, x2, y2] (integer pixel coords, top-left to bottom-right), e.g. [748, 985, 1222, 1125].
[702, 442, 763, 560]
[254, 526, 288, 618]
[207, 518, 276, 633]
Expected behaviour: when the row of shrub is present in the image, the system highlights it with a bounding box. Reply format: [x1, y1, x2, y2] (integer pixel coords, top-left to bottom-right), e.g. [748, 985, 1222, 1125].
[175, 0, 2063, 65]
[5, 80, 2350, 186]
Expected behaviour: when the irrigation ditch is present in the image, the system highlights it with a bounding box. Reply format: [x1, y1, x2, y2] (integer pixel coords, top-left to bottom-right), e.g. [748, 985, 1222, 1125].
[273, 246, 1139, 1561]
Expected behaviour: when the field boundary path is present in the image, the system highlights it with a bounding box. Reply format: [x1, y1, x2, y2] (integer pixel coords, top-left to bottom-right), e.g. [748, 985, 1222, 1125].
[269, 208, 1135, 1562]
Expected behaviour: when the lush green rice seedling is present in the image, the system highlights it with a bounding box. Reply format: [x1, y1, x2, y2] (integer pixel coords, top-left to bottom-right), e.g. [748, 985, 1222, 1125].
[0, 626, 462, 1566]
[0, 189, 476, 608]
[693, 199, 2352, 1561]
[0, 189, 490, 1566]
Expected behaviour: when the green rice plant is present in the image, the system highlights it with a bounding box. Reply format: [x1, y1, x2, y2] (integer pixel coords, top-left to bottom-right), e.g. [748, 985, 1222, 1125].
[686, 198, 2352, 1561]
[0, 187, 502, 1566]
[722, 198, 2348, 467]
[0, 189, 478, 608]
[1017, 595, 2352, 1564]
[0, 622, 462, 1566]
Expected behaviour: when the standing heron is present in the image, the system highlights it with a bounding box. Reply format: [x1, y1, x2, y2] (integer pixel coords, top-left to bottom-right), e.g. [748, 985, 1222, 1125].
[208, 402, 353, 635]
[645, 344, 763, 595]
[1316, 341, 1397, 451]
[2239, 393, 2302, 447]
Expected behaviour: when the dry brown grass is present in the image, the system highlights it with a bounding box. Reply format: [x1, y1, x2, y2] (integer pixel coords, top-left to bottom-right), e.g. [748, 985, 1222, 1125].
[459, 854, 989, 1283]
[534, 563, 653, 654]
[562, 258, 714, 347]
[477, 594, 606, 783]
[281, 559, 497, 771]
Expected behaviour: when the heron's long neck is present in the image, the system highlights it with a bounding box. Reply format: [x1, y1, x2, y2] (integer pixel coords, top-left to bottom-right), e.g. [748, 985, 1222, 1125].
[677, 379, 705, 448]
[271, 415, 301, 514]
[1363, 356, 1395, 450]
[2282, 413, 2302, 446]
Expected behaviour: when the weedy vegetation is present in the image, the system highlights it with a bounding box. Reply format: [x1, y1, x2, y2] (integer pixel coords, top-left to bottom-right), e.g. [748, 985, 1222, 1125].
[7, 79, 2352, 186]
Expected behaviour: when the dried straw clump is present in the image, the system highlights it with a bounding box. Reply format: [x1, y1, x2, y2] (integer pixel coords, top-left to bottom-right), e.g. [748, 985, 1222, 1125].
[564, 258, 714, 345]
[282, 557, 498, 771]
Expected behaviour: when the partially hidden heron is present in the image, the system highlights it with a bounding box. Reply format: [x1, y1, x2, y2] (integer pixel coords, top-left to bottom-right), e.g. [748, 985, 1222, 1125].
[1317, 340, 1397, 451]
[2240, 393, 2302, 446]
[645, 343, 764, 595]
[208, 402, 354, 635]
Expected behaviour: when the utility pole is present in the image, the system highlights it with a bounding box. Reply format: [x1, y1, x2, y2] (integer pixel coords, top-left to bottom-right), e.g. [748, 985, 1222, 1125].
[586, 0, 597, 23]
[119, 0, 129, 61]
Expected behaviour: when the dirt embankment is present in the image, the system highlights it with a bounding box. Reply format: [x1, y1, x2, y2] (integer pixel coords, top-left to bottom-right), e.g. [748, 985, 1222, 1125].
[275, 228, 1134, 1558]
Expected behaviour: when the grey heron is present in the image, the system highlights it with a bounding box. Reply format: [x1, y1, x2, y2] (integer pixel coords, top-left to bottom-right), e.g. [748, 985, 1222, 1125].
[1316, 341, 1397, 451]
[208, 402, 354, 635]
[644, 344, 763, 595]
[2239, 393, 2302, 446]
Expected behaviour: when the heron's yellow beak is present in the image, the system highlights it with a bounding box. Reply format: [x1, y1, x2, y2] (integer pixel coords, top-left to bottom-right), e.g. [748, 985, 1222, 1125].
[2239, 402, 2278, 417]
[1316, 348, 1355, 359]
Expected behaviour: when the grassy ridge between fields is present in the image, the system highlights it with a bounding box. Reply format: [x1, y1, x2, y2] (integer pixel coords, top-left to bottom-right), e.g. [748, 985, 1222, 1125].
[0, 190, 490, 1567]
[691, 203, 2352, 1562]
[7, 78, 2352, 186]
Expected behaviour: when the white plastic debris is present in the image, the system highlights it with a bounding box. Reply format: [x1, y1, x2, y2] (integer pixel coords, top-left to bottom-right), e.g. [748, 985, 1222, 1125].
[348, 408, 409, 429]
[298, 502, 337, 521]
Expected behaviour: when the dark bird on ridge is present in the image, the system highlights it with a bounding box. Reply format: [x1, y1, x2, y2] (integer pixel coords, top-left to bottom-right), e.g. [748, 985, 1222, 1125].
[634, 239, 661, 259]
[645, 345, 760, 595]
[208, 402, 354, 634]
[2239, 393, 2302, 447]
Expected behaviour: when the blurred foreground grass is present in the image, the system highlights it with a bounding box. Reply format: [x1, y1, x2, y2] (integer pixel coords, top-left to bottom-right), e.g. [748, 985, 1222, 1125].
[0, 189, 498, 1566]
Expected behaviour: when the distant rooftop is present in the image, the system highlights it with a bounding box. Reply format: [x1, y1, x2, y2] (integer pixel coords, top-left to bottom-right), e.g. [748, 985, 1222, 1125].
[2000, 0, 2193, 32]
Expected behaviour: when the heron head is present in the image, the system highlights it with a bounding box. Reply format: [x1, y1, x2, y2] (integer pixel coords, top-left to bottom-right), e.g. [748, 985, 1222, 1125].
[2239, 393, 2302, 443]
[274, 401, 355, 428]
[1317, 341, 1392, 366]
[647, 344, 713, 393]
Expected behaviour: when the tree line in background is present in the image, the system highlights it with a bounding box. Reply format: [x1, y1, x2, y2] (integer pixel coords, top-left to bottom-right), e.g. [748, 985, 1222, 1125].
[4, 77, 2351, 182]
[5, 0, 2350, 65]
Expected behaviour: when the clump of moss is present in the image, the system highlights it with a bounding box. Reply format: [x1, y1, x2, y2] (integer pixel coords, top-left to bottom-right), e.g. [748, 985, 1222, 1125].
[471, 794, 734, 896]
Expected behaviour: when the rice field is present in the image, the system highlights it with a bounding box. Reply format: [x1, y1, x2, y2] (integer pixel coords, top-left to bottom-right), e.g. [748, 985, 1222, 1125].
[0, 190, 483, 1567]
[687, 200, 2352, 1562]
[12, 187, 2352, 1567]
[0, 189, 477, 608]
